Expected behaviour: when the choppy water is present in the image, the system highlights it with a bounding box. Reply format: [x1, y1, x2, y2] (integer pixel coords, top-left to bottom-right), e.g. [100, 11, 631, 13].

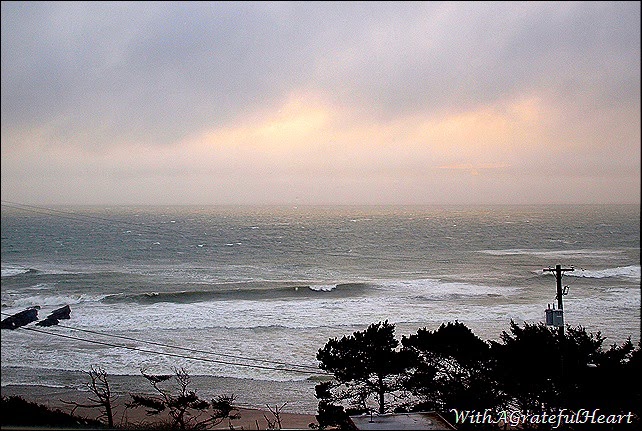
[1, 204, 640, 413]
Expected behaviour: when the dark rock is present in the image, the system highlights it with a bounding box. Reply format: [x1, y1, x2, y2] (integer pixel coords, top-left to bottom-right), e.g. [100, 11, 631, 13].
[1, 306, 40, 330]
[49, 305, 71, 320]
[35, 317, 59, 327]
[34, 305, 72, 327]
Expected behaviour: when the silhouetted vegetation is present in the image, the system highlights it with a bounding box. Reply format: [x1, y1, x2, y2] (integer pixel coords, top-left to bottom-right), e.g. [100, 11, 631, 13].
[401, 321, 502, 429]
[316, 320, 408, 418]
[3, 320, 638, 430]
[316, 320, 641, 430]
[1, 395, 103, 428]
[62, 365, 118, 428]
[127, 366, 239, 430]
[490, 321, 640, 430]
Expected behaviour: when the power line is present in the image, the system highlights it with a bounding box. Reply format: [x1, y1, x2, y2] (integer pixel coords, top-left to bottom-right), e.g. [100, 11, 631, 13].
[8, 322, 324, 376]
[0, 311, 325, 375]
[62, 322, 322, 373]
[1, 200, 192, 241]
[0, 202, 333, 377]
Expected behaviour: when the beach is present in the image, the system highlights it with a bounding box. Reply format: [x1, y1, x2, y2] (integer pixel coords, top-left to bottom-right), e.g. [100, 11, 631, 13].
[1, 384, 318, 429]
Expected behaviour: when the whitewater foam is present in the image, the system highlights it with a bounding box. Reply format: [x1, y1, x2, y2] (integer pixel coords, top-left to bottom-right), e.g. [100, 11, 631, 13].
[567, 265, 641, 281]
[1, 266, 31, 277]
[2, 204, 639, 397]
[479, 248, 622, 259]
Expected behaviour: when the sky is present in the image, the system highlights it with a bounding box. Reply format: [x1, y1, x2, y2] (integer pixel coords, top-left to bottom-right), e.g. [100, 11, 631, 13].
[1, 1, 640, 206]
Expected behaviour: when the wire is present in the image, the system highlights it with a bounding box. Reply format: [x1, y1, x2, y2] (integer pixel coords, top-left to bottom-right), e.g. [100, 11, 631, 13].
[0, 201, 336, 378]
[62, 322, 321, 373]
[9, 323, 324, 376]
[0, 311, 326, 375]
[1, 200, 191, 241]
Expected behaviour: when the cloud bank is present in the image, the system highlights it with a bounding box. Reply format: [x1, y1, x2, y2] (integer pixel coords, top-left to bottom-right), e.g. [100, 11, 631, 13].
[2, 1, 640, 205]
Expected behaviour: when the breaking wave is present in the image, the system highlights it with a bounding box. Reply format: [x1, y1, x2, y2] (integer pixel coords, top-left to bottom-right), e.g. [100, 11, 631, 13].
[479, 248, 622, 259]
[1, 266, 37, 278]
[567, 265, 640, 281]
[101, 282, 371, 304]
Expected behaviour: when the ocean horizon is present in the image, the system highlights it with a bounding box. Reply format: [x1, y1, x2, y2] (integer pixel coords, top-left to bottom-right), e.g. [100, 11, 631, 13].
[2, 203, 640, 413]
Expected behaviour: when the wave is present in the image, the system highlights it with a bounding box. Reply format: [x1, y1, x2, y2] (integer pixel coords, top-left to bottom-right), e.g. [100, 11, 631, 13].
[306, 374, 333, 382]
[478, 248, 622, 259]
[0, 380, 77, 390]
[1, 266, 37, 278]
[0, 265, 89, 278]
[101, 282, 371, 305]
[379, 278, 522, 299]
[2, 293, 109, 309]
[566, 265, 641, 281]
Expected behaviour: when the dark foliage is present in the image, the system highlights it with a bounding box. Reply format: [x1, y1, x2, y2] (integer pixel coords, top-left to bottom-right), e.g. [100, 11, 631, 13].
[0, 395, 103, 428]
[316, 319, 640, 430]
[127, 367, 239, 430]
[316, 320, 409, 418]
[490, 321, 566, 414]
[313, 381, 355, 429]
[314, 399, 357, 430]
[490, 321, 640, 429]
[402, 321, 502, 429]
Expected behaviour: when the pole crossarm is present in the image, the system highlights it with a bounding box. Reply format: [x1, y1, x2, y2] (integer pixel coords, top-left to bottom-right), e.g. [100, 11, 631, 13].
[543, 267, 575, 273]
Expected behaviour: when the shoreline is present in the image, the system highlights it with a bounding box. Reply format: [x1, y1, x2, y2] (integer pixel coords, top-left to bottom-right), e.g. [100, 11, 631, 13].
[0, 368, 321, 414]
[1, 384, 318, 430]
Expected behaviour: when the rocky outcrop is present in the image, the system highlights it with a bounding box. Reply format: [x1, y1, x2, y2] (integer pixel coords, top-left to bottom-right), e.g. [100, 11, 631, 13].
[2, 305, 72, 329]
[1, 306, 40, 330]
[49, 305, 71, 320]
[35, 316, 59, 327]
[35, 305, 71, 327]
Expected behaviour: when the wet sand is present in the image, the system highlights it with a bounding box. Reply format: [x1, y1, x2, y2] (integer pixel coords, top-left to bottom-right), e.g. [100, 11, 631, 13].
[1, 384, 318, 429]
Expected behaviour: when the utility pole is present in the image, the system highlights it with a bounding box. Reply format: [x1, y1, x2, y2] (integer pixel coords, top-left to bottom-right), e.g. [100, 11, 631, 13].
[543, 264, 574, 404]
[543, 264, 574, 335]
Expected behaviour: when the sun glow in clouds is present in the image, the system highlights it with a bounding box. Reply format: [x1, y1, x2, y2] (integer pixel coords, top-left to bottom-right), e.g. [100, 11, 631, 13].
[181, 94, 545, 179]
[1, 1, 639, 205]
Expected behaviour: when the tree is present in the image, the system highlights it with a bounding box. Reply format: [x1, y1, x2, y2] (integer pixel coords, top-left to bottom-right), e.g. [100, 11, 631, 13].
[401, 321, 502, 429]
[263, 402, 287, 430]
[313, 381, 357, 430]
[491, 320, 572, 416]
[314, 319, 641, 430]
[491, 320, 641, 428]
[127, 367, 239, 430]
[61, 365, 117, 428]
[570, 336, 640, 424]
[316, 320, 408, 419]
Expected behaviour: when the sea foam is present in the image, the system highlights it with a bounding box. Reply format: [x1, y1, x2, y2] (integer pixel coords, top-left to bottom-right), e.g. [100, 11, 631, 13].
[567, 265, 641, 281]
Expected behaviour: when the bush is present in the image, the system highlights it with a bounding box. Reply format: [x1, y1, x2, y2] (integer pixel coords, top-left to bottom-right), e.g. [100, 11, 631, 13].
[0, 395, 103, 428]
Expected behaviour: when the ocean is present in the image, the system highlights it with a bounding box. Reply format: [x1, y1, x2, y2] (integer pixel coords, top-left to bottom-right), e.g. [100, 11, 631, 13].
[1, 204, 640, 413]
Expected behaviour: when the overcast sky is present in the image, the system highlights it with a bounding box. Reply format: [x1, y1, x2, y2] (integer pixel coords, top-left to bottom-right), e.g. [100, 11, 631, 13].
[2, 1, 640, 206]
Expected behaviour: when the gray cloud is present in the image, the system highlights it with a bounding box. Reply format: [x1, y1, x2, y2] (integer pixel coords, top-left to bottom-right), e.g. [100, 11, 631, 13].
[1, 1, 639, 205]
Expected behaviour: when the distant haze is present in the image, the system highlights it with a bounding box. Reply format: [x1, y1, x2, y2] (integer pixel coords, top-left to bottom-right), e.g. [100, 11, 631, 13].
[1, 2, 640, 205]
